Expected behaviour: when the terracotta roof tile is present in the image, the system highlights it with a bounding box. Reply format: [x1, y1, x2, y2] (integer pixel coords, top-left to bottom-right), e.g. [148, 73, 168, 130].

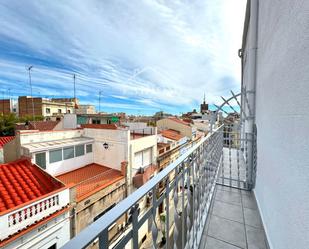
[0, 159, 64, 214]
[29, 121, 59, 131]
[160, 129, 184, 141]
[168, 117, 191, 126]
[57, 163, 124, 201]
[0, 136, 15, 148]
[81, 124, 118, 130]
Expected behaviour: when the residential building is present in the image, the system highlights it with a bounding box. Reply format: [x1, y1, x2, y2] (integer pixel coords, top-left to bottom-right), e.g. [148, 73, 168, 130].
[0, 99, 11, 115]
[239, 0, 309, 248]
[77, 113, 119, 125]
[157, 129, 188, 170]
[2, 128, 126, 245]
[0, 158, 70, 249]
[18, 96, 75, 119]
[81, 123, 157, 189]
[156, 117, 197, 140]
[75, 105, 96, 115]
[62, 1, 309, 249]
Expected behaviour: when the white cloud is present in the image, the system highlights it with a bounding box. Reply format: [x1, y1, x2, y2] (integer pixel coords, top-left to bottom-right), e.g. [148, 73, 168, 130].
[0, 0, 246, 114]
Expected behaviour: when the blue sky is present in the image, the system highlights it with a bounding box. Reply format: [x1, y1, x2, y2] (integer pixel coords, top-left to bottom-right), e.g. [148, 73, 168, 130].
[0, 0, 246, 115]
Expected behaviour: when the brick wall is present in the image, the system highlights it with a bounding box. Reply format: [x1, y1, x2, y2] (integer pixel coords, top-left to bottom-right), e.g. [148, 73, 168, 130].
[18, 96, 43, 117]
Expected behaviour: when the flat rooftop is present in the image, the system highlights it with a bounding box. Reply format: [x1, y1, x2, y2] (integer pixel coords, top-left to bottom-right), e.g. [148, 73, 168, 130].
[57, 163, 124, 201]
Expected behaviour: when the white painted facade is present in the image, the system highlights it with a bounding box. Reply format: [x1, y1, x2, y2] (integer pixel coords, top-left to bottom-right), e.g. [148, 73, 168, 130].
[1, 189, 70, 249]
[18, 130, 94, 176]
[242, 1, 309, 249]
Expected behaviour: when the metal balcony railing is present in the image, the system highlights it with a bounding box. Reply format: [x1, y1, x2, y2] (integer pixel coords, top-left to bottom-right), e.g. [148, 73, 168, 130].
[62, 125, 224, 249]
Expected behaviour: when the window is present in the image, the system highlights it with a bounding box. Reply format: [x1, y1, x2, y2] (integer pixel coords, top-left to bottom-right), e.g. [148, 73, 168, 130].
[47, 244, 57, 249]
[86, 144, 93, 153]
[58, 109, 62, 114]
[67, 110, 71, 114]
[35, 152, 46, 169]
[92, 119, 100, 124]
[46, 108, 51, 114]
[63, 147, 74, 160]
[49, 149, 62, 163]
[75, 144, 85, 157]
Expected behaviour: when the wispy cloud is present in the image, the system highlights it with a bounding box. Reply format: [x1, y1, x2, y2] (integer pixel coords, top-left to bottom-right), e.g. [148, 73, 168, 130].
[0, 0, 246, 114]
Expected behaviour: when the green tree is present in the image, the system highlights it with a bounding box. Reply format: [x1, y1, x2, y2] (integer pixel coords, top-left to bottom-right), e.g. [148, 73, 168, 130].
[0, 113, 18, 136]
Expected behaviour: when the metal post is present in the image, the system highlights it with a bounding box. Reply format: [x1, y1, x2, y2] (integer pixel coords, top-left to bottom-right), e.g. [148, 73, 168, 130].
[73, 74, 76, 113]
[28, 66, 35, 120]
[99, 90, 103, 113]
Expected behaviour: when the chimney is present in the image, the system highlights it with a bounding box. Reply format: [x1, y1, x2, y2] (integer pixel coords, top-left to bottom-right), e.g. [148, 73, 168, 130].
[121, 161, 128, 176]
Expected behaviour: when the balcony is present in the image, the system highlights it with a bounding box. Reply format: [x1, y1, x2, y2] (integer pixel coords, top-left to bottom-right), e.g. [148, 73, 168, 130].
[62, 125, 268, 249]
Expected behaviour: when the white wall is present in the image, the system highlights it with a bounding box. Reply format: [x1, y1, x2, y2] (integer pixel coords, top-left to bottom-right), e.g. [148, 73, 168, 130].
[243, 1, 309, 249]
[19, 129, 83, 145]
[4, 211, 70, 249]
[84, 128, 130, 170]
[45, 151, 93, 176]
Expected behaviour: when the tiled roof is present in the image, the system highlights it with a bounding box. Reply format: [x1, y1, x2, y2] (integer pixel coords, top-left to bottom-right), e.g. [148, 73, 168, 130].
[0, 159, 64, 214]
[15, 121, 59, 131]
[81, 124, 118, 130]
[0, 136, 15, 148]
[57, 163, 124, 201]
[168, 117, 191, 126]
[29, 121, 59, 131]
[160, 129, 184, 141]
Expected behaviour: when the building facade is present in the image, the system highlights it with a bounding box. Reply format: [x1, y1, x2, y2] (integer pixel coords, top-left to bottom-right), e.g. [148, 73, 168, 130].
[156, 117, 197, 140]
[0, 159, 70, 249]
[18, 96, 75, 119]
[241, 1, 309, 248]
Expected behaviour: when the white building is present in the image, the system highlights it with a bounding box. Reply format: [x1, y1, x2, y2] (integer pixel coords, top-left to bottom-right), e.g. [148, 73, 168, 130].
[241, 1, 309, 248]
[0, 159, 70, 249]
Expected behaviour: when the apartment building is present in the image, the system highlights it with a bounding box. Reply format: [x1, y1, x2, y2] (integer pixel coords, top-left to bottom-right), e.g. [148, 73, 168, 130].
[77, 113, 119, 125]
[75, 105, 96, 115]
[18, 96, 75, 119]
[0, 158, 70, 249]
[0, 99, 11, 115]
[81, 123, 157, 189]
[2, 128, 126, 245]
[156, 117, 197, 140]
[157, 129, 188, 170]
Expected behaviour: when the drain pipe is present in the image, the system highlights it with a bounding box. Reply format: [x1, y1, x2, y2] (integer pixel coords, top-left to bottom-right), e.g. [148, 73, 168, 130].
[241, 0, 259, 189]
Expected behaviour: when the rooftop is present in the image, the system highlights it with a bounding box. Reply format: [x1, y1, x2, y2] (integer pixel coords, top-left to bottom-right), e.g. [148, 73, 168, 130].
[160, 129, 184, 141]
[0, 136, 15, 148]
[0, 158, 64, 214]
[57, 163, 124, 201]
[81, 123, 118, 129]
[22, 136, 94, 153]
[168, 117, 191, 126]
[15, 121, 60, 131]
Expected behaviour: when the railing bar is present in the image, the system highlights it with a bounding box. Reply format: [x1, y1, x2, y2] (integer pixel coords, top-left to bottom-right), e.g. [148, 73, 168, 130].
[165, 177, 170, 249]
[98, 228, 109, 249]
[112, 231, 133, 249]
[62, 126, 224, 249]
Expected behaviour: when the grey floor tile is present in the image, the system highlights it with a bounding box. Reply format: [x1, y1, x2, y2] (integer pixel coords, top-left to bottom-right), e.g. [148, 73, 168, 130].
[212, 200, 244, 223]
[215, 189, 242, 206]
[207, 215, 246, 249]
[244, 208, 262, 229]
[205, 236, 242, 249]
[246, 225, 267, 249]
[242, 194, 258, 210]
[216, 185, 241, 193]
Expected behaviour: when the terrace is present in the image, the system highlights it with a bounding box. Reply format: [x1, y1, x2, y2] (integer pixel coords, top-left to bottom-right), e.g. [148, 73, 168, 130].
[62, 117, 269, 249]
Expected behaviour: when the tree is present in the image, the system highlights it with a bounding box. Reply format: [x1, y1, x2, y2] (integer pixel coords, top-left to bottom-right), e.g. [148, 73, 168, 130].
[0, 113, 18, 136]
